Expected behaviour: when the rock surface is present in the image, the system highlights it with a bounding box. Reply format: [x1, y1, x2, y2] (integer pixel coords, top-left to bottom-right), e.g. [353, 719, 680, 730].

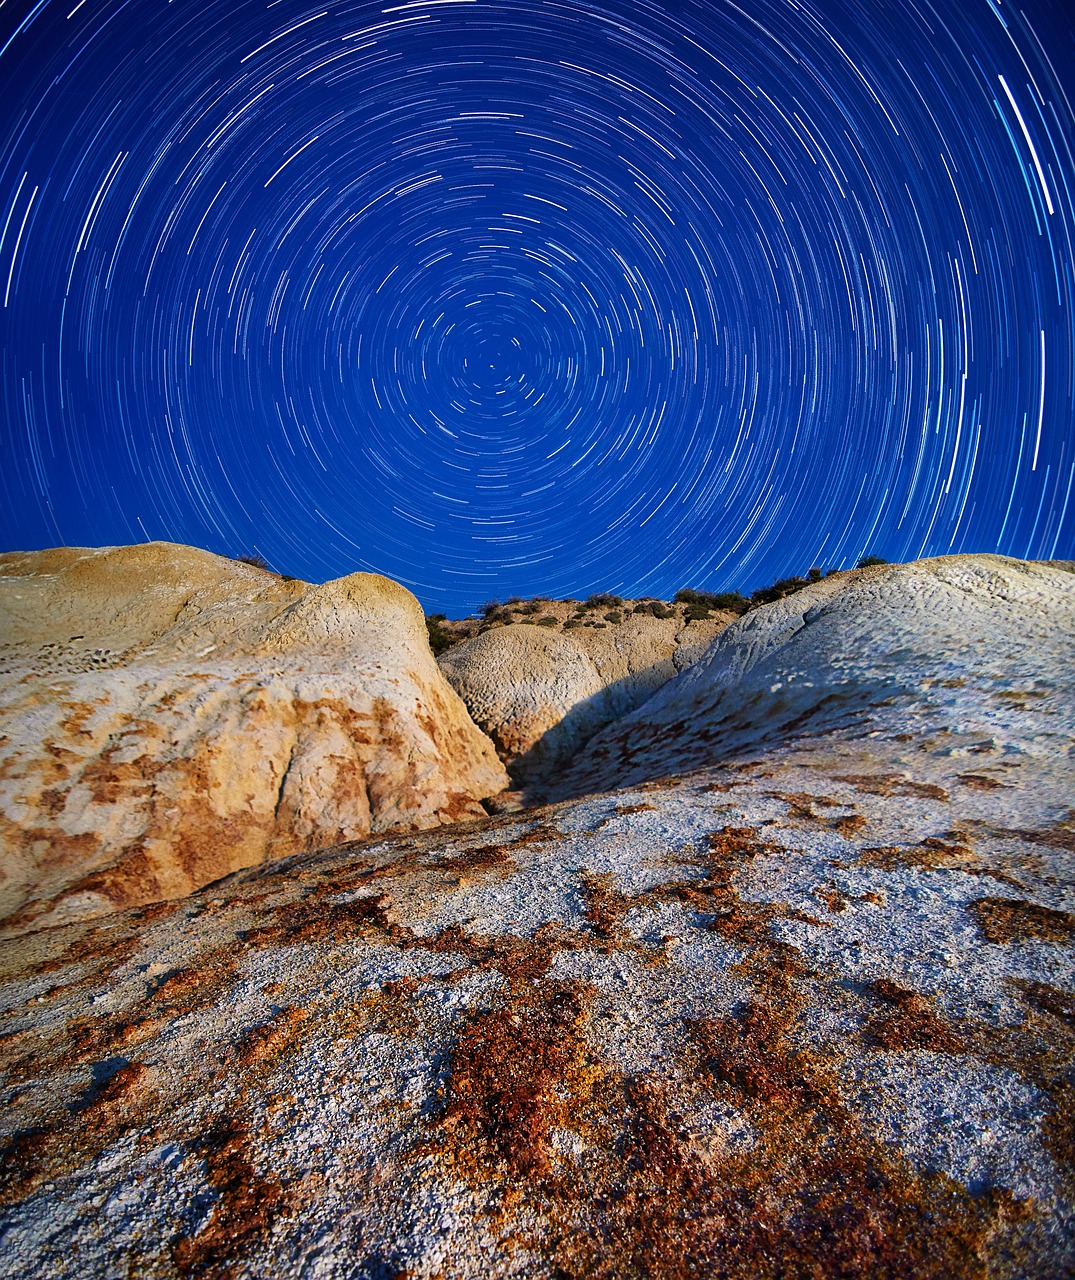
[0, 543, 508, 934]
[3, 549, 1072, 1277]
[557, 555, 1075, 801]
[1, 736, 1072, 1278]
[439, 611, 728, 785]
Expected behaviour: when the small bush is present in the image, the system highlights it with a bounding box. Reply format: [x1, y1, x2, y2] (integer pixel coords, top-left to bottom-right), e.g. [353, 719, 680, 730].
[856, 555, 888, 569]
[563, 618, 582, 629]
[537, 616, 558, 627]
[750, 575, 811, 606]
[632, 600, 676, 619]
[675, 587, 750, 618]
[604, 611, 622, 624]
[709, 592, 751, 615]
[586, 592, 623, 609]
[425, 614, 453, 656]
[808, 567, 823, 581]
[681, 601, 713, 622]
[519, 601, 542, 615]
[235, 554, 271, 572]
[479, 599, 501, 618]
[673, 588, 711, 606]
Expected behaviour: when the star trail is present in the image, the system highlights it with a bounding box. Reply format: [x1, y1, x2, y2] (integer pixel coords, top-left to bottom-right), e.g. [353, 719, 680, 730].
[1, 0, 1073, 613]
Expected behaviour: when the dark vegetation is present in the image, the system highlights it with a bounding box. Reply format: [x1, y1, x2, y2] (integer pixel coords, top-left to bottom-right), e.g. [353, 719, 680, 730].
[234, 553, 271, 571]
[633, 599, 678, 619]
[425, 614, 453, 656]
[427, 557, 889, 649]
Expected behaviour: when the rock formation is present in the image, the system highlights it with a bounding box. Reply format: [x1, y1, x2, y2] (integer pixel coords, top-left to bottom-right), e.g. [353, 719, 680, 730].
[1, 735, 1072, 1277]
[0, 543, 507, 934]
[1, 549, 1072, 1277]
[439, 609, 728, 785]
[557, 555, 1075, 800]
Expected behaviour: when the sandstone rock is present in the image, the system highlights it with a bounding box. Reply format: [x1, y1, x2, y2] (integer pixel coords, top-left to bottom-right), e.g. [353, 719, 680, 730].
[439, 613, 729, 786]
[438, 624, 613, 785]
[482, 788, 527, 814]
[567, 612, 727, 712]
[1, 735, 1071, 1277]
[557, 555, 1075, 800]
[0, 543, 507, 934]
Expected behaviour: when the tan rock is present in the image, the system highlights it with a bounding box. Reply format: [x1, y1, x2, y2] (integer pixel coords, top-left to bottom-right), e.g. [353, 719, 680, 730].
[438, 613, 730, 786]
[559, 554, 1075, 799]
[567, 612, 728, 714]
[438, 624, 613, 785]
[0, 543, 507, 934]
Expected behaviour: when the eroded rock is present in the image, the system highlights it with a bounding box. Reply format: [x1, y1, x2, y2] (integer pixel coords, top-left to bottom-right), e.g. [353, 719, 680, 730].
[558, 555, 1075, 800]
[439, 611, 729, 785]
[0, 543, 507, 933]
[0, 738, 1071, 1277]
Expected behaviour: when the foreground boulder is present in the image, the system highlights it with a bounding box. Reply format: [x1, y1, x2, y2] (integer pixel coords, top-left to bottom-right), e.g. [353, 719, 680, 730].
[0, 543, 507, 934]
[439, 611, 729, 785]
[557, 555, 1075, 801]
[1, 733, 1072, 1276]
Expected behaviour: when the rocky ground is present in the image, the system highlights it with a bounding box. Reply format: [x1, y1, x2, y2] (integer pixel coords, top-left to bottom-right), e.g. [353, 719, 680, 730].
[1, 737, 1072, 1277]
[0, 550, 1072, 1277]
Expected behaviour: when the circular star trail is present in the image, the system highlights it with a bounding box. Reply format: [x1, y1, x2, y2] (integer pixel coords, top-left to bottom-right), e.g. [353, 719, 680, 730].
[1, 0, 1073, 612]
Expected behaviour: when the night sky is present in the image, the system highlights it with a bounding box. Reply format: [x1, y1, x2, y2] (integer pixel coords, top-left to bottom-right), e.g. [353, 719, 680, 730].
[1, 0, 1073, 614]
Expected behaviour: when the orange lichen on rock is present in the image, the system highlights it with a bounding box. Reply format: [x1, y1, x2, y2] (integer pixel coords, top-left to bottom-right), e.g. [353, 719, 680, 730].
[865, 978, 967, 1052]
[970, 897, 1075, 946]
[440, 980, 597, 1177]
[172, 1116, 289, 1280]
[834, 773, 951, 801]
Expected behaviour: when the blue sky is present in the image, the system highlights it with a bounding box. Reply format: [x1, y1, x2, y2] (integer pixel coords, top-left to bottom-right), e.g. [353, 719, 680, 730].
[1, 0, 1073, 612]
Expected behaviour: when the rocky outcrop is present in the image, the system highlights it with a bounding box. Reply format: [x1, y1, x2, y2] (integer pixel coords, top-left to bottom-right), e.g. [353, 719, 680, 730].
[2, 735, 1072, 1277]
[439, 612, 728, 785]
[3, 549, 1073, 1277]
[557, 555, 1075, 800]
[438, 625, 613, 785]
[0, 543, 508, 934]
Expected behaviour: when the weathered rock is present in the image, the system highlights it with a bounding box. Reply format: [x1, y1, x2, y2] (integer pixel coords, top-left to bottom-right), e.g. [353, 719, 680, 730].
[439, 613, 729, 785]
[558, 555, 1075, 800]
[568, 612, 728, 709]
[0, 543, 508, 934]
[438, 625, 613, 785]
[1, 736, 1071, 1277]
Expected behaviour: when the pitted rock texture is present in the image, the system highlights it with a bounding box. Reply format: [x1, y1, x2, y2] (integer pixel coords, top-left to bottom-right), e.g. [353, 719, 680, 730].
[557, 555, 1075, 801]
[1, 738, 1072, 1278]
[0, 543, 507, 935]
[439, 612, 728, 785]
